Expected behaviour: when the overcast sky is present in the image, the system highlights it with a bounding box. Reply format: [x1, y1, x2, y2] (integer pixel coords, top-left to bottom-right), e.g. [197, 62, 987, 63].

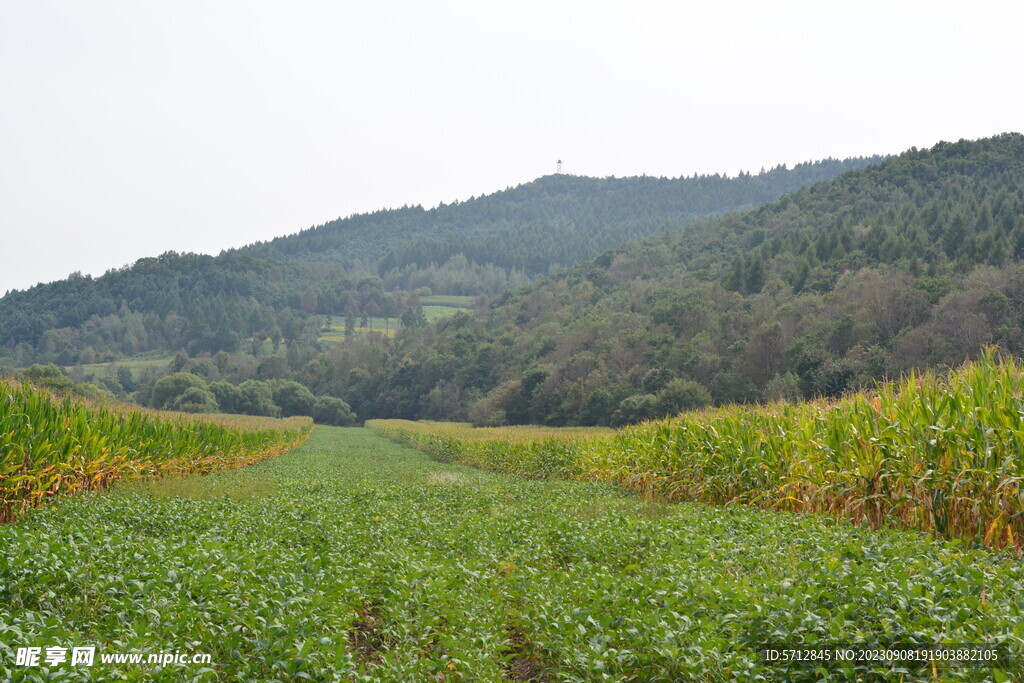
[2, 1, 1022, 294]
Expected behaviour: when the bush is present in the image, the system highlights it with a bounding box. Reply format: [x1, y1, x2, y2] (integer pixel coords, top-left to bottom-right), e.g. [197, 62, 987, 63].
[151, 373, 209, 410]
[313, 396, 357, 426]
[236, 380, 280, 417]
[210, 381, 242, 414]
[23, 364, 75, 393]
[172, 386, 219, 413]
[269, 380, 317, 418]
[655, 379, 712, 416]
[611, 393, 659, 426]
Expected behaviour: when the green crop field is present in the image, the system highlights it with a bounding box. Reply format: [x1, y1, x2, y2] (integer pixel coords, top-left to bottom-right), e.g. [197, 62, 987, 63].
[373, 350, 1024, 551]
[2, 427, 1022, 680]
[0, 379, 311, 523]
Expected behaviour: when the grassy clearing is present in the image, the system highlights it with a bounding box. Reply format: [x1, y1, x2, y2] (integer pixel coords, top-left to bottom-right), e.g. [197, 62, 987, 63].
[318, 298, 473, 343]
[422, 305, 466, 322]
[320, 316, 397, 341]
[0, 379, 312, 523]
[421, 295, 476, 308]
[370, 350, 1024, 550]
[0, 426, 1021, 680]
[55, 354, 174, 379]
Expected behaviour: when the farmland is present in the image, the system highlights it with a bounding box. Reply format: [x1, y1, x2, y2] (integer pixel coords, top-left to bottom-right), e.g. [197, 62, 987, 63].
[1, 427, 1022, 680]
[0, 379, 311, 523]
[372, 349, 1024, 550]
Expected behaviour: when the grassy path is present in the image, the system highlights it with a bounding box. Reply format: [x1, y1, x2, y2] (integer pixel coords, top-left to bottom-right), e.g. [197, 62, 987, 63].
[2, 427, 1023, 681]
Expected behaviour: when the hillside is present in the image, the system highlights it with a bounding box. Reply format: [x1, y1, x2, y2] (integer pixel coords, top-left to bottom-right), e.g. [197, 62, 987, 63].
[325, 134, 1024, 425]
[239, 161, 878, 278]
[0, 158, 876, 367]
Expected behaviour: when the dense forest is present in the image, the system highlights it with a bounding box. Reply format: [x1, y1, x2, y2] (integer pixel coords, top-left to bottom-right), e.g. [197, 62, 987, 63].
[243, 160, 880, 276]
[315, 134, 1024, 425]
[0, 157, 876, 369]
[15, 135, 1024, 427]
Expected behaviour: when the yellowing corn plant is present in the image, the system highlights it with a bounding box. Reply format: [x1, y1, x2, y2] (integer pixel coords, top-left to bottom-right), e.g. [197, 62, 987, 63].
[0, 379, 312, 523]
[371, 349, 1024, 550]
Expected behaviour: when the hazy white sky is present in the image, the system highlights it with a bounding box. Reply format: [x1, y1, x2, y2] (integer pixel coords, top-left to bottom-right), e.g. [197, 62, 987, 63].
[1, 0, 1022, 294]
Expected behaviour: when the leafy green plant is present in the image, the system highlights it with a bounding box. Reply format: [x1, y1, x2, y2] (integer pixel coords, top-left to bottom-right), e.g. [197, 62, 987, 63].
[372, 349, 1024, 549]
[3, 427, 1021, 680]
[0, 378, 311, 522]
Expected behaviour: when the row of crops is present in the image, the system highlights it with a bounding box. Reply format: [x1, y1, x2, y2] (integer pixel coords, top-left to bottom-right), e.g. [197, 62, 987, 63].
[370, 349, 1024, 549]
[0, 378, 312, 523]
[2, 426, 1023, 680]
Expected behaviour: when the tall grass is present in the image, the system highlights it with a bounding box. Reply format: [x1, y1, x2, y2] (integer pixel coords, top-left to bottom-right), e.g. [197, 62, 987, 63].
[0, 379, 312, 523]
[371, 349, 1024, 549]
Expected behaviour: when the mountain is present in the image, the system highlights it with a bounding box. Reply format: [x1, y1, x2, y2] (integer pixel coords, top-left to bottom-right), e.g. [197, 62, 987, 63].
[322, 134, 1024, 426]
[0, 158, 877, 366]
[238, 161, 880, 279]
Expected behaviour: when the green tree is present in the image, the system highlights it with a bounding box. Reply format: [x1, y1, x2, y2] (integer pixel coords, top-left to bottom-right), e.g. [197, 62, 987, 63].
[151, 372, 208, 410]
[210, 381, 242, 414]
[116, 366, 136, 393]
[611, 394, 659, 426]
[655, 379, 712, 417]
[23, 364, 75, 393]
[237, 380, 280, 417]
[172, 386, 219, 413]
[269, 380, 317, 417]
[313, 395, 357, 426]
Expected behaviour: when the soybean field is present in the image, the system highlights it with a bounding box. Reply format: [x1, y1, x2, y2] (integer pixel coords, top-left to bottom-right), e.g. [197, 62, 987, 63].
[2, 427, 1022, 681]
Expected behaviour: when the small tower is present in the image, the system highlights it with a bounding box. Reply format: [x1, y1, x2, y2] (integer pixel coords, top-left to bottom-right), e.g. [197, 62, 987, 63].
[556, 159, 563, 174]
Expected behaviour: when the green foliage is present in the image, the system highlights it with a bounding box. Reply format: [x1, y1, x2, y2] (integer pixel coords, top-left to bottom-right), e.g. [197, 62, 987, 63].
[2, 426, 1022, 679]
[374, 349, 1024, 550]
[655, 378, 712, 416]
[611, 393, 660, 426]
[0, 378, 311, 522]
[8, 135, 1024, 432]
[209, 380, 242, 413]
[268, 379, 317, 418]
[0, 158, 876, 367]
[22, 363, 75, 392]
[171, 386, 219, 413]
[338, 134, 1024, 425]
[312, 395, 357, 426]
[151, 372, 209, 410]
[237, 380, 280, 418]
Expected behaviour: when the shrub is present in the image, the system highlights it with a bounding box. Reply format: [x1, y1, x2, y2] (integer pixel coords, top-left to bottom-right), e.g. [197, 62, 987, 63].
[152, 372, 209, 410]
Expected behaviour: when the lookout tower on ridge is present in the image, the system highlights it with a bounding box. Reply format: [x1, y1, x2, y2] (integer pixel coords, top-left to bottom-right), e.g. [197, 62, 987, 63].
[556, 159, 563, 174]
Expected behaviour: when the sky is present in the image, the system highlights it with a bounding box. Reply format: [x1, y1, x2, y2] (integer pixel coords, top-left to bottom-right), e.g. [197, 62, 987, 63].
[1, 0, 1022, 295]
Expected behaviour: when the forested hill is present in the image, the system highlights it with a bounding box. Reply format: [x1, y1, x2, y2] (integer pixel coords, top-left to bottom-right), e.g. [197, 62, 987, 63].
[238, 158, 881, 279]
[0, 157, 877, 365]
[331, 134, 1024, 426]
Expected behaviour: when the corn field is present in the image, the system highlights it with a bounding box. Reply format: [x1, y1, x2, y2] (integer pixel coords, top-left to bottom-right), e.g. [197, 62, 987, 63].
[0, 379, 312, 523]
[372, 349, 1024, 549]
